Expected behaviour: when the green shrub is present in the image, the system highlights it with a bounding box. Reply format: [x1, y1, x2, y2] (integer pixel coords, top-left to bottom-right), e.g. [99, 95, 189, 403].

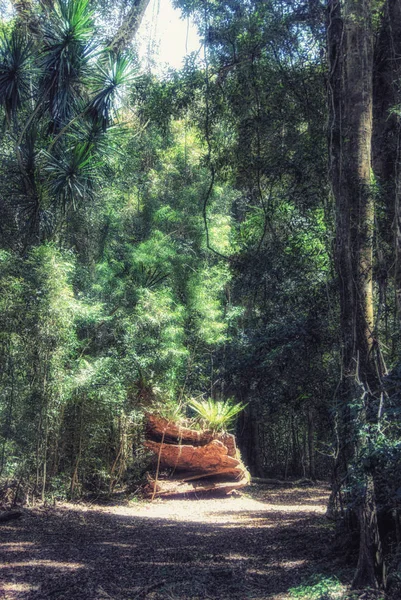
[288, 575, 344, 600]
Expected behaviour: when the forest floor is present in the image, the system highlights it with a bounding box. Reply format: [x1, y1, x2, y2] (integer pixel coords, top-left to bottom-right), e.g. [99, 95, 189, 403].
[0, 483, 369, 600]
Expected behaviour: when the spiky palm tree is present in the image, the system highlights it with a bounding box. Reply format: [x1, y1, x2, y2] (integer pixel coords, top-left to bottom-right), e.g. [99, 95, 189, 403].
[0, 0, 136, 248]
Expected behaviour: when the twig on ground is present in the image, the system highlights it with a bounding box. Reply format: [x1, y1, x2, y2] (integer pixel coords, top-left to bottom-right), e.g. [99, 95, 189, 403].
[133, 579, 167, 599]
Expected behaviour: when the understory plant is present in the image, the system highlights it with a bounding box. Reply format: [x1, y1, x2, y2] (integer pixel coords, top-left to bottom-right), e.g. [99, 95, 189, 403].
[188, 397, 246, 432]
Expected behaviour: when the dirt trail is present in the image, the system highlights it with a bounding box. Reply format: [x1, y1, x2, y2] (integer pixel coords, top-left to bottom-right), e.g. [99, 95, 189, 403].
[0, 485, 351, 600]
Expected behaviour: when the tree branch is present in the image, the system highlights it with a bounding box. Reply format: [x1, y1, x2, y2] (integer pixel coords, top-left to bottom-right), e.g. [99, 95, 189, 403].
[108, 0, 151, 55]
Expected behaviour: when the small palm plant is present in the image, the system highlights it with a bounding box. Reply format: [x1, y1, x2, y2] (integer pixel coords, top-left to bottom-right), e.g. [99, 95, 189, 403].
[188, 397, 246, 432]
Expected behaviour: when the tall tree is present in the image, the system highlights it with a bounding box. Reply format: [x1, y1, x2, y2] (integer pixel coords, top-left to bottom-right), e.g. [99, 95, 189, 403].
[372, 0, 401, 327]
[328, 0, 384, 588]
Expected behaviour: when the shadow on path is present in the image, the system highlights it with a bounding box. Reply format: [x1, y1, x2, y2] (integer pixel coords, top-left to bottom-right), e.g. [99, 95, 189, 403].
[0, 485, 352, 600]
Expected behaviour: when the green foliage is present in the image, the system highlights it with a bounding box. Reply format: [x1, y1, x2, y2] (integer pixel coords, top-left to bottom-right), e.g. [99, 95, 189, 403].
[0, 0, 137, 246]
[0, 245, 81, 483]
[188, 263, 231, 346]
[188, 397, 246, 432]
[88, 53, 137, 130]
[288, 575, 344, 600]
[0, 0, 337, 503]
[153, 399, 185, 423]
[289, 573, 384, 600]
[0, 30, 32, 122]
[43, 142, 99, 211]
[40, 0, 96, 126]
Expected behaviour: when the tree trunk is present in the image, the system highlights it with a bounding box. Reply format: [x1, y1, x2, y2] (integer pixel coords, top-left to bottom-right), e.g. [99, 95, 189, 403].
[352, 474, 383, 590]
[307, 406, 316, 481]
[328, 0, 382, 589]
[291, 413, 301, 477]
[372, 0, 401, 322]
[146, 414, 237, 457]
[108, 0, 151, 55]
[10, 0, 41, 36]
[237, 404, 264, 477]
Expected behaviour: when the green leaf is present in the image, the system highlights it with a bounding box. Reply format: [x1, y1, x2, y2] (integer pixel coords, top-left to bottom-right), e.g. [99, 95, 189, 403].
[0, 30, 33, 123]
[40, 0, 96, 129]
[188, 397, 246, 432]
[87, 53, 138, 130]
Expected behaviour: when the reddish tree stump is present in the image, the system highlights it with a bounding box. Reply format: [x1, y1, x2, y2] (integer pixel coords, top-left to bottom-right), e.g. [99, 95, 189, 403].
[144, 415, 249, 497]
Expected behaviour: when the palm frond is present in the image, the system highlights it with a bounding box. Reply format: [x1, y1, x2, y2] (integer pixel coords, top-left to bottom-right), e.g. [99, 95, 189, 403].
[40, 0, 96, 129]
[0, 30, 33, 124]
[137, 264, 169, 289]
[43, 142, 99, 211]
[68, 118, 128, 156]
[87, 53, 137, 131]
[188, 397, 247, 432]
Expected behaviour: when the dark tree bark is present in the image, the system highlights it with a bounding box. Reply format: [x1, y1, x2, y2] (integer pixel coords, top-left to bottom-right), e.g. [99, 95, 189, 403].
[10, 0, 41, 36]
[307, 406, 316, 481]
[328, 0, 383, 589]
[237, 404, 264, 478]
[372, 0, 401, 320]
[329, 0, 375, 381]
[352, 476, 383, 589]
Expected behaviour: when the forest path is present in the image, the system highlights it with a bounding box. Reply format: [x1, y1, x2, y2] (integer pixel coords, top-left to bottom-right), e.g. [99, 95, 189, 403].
[0, 485, 352, 600]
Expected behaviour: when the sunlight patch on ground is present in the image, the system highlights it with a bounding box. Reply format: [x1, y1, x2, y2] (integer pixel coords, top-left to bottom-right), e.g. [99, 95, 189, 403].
[247, 567, 270, 576]
[0, 560, 84, 570]
[216, 522, 276, 529]
[256, 503, 326, 513]
[100, 541, 136, 548]
[1, 542, 34, 549]
[94, 496, 271, 523]
[247, 559, 307, 576]
[78, 493, 327, 527]
[281, 560, 308, 568]
[2, 583, 40, 592]
[227, 553, 251, 561]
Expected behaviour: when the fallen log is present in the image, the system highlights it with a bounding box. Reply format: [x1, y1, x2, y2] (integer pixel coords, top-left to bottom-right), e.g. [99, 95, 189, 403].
[144, 413, 249, 498]
[0, 510, 22, 524]
[179, 469, 243, 482]
[145, 474, 249, 497]
[146, 414, 237, 457]
[145, 438, 245, 477]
